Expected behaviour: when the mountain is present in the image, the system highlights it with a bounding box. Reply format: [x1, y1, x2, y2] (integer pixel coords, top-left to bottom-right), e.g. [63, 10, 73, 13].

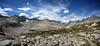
[66, 15, 100, 27]
[22, 19, 65, 31]
[0, 15, 9, 18]
[0, 15, 100, 46]
[0, 14, 26, 34]
[0, 15, 100, 34]
[0, 15, 65, 34]
[82, 15, 100, 22]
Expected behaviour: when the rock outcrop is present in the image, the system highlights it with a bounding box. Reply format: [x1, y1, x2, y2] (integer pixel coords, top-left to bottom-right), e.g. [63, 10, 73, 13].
[0, 14, 26, 33]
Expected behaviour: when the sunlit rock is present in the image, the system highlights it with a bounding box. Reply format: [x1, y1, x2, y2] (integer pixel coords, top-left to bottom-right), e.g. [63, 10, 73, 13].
[0, 40, 11, 46]
[20, 35, 26, 39]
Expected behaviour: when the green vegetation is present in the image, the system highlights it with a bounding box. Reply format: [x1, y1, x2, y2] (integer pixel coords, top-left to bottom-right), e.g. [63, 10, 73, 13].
[95, 21, 100, 30]
[25, 21, 100, 37]
[70, 23, 91, 32]
[26, 28, 69, 37]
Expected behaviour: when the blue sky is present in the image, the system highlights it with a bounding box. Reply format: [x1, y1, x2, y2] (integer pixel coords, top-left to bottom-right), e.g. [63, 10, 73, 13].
[0, 0, 100, 22]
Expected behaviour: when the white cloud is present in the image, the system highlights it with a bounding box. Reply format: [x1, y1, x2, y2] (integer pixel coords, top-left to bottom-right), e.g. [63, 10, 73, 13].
[19, 13, 29, 17]
[62, 13, 83, 22]
[16, 4, 82, 23]
[53, 9, 60, 13]
[64, 10, 69, 13]
[26, 2, 30, 5]
[4, 8, 13, 11]
[30, 4, 82, 23]
[31, 8, 63, 22]
[18, 7, 31, 11]
[29, 11, 43, 18]
[0, 8, 8, 16]
[31, 9, 62, 21]
[32, 11, 43, 15]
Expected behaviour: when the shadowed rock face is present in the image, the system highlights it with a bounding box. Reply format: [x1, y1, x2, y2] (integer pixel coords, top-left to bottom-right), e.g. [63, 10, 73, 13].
[0, 14, 26, 32]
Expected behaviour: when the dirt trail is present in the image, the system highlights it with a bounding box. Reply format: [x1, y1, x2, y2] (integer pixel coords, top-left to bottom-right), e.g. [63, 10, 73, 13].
[79, 37, 97, 46]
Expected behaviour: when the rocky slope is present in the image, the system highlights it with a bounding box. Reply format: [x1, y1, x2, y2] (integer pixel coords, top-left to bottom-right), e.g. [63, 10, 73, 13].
[22, 19, 65, 31]
[0, 14, 66, 32]
[66, 15, 100, 27]
[1, 15, 100, 34]
[0, 21, 100, 46]
[0, 14, 100, 46]
[0, 14, 26, 34]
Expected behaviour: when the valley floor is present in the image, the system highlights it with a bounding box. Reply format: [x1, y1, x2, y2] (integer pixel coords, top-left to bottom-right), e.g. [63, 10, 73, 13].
[0, 22, 100, 46]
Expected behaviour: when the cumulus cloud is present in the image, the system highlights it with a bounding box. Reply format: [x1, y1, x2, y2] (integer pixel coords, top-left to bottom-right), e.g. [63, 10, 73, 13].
[19, 13, 29, 17]
[30, 11, 43, 18]
[53, 9, 61, 13]
[31, 9, 62, 21]
[26, 2, 30, 5]
[4, 8, 13, 11]
[31, 8, 81, 23]
[29, 4, 82, 23]
[18, 7, 31, 11]
[0, 3, 82, 23]
[0, 8, 8, 16]
[62, 13, 83, 22]
[64, 10, 69, 13]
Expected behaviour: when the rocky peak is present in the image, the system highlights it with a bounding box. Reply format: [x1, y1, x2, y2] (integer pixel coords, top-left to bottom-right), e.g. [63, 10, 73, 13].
[66, 15, 100, 27]
[0, 14, 27, 33]
[83, 15, 100, 22]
